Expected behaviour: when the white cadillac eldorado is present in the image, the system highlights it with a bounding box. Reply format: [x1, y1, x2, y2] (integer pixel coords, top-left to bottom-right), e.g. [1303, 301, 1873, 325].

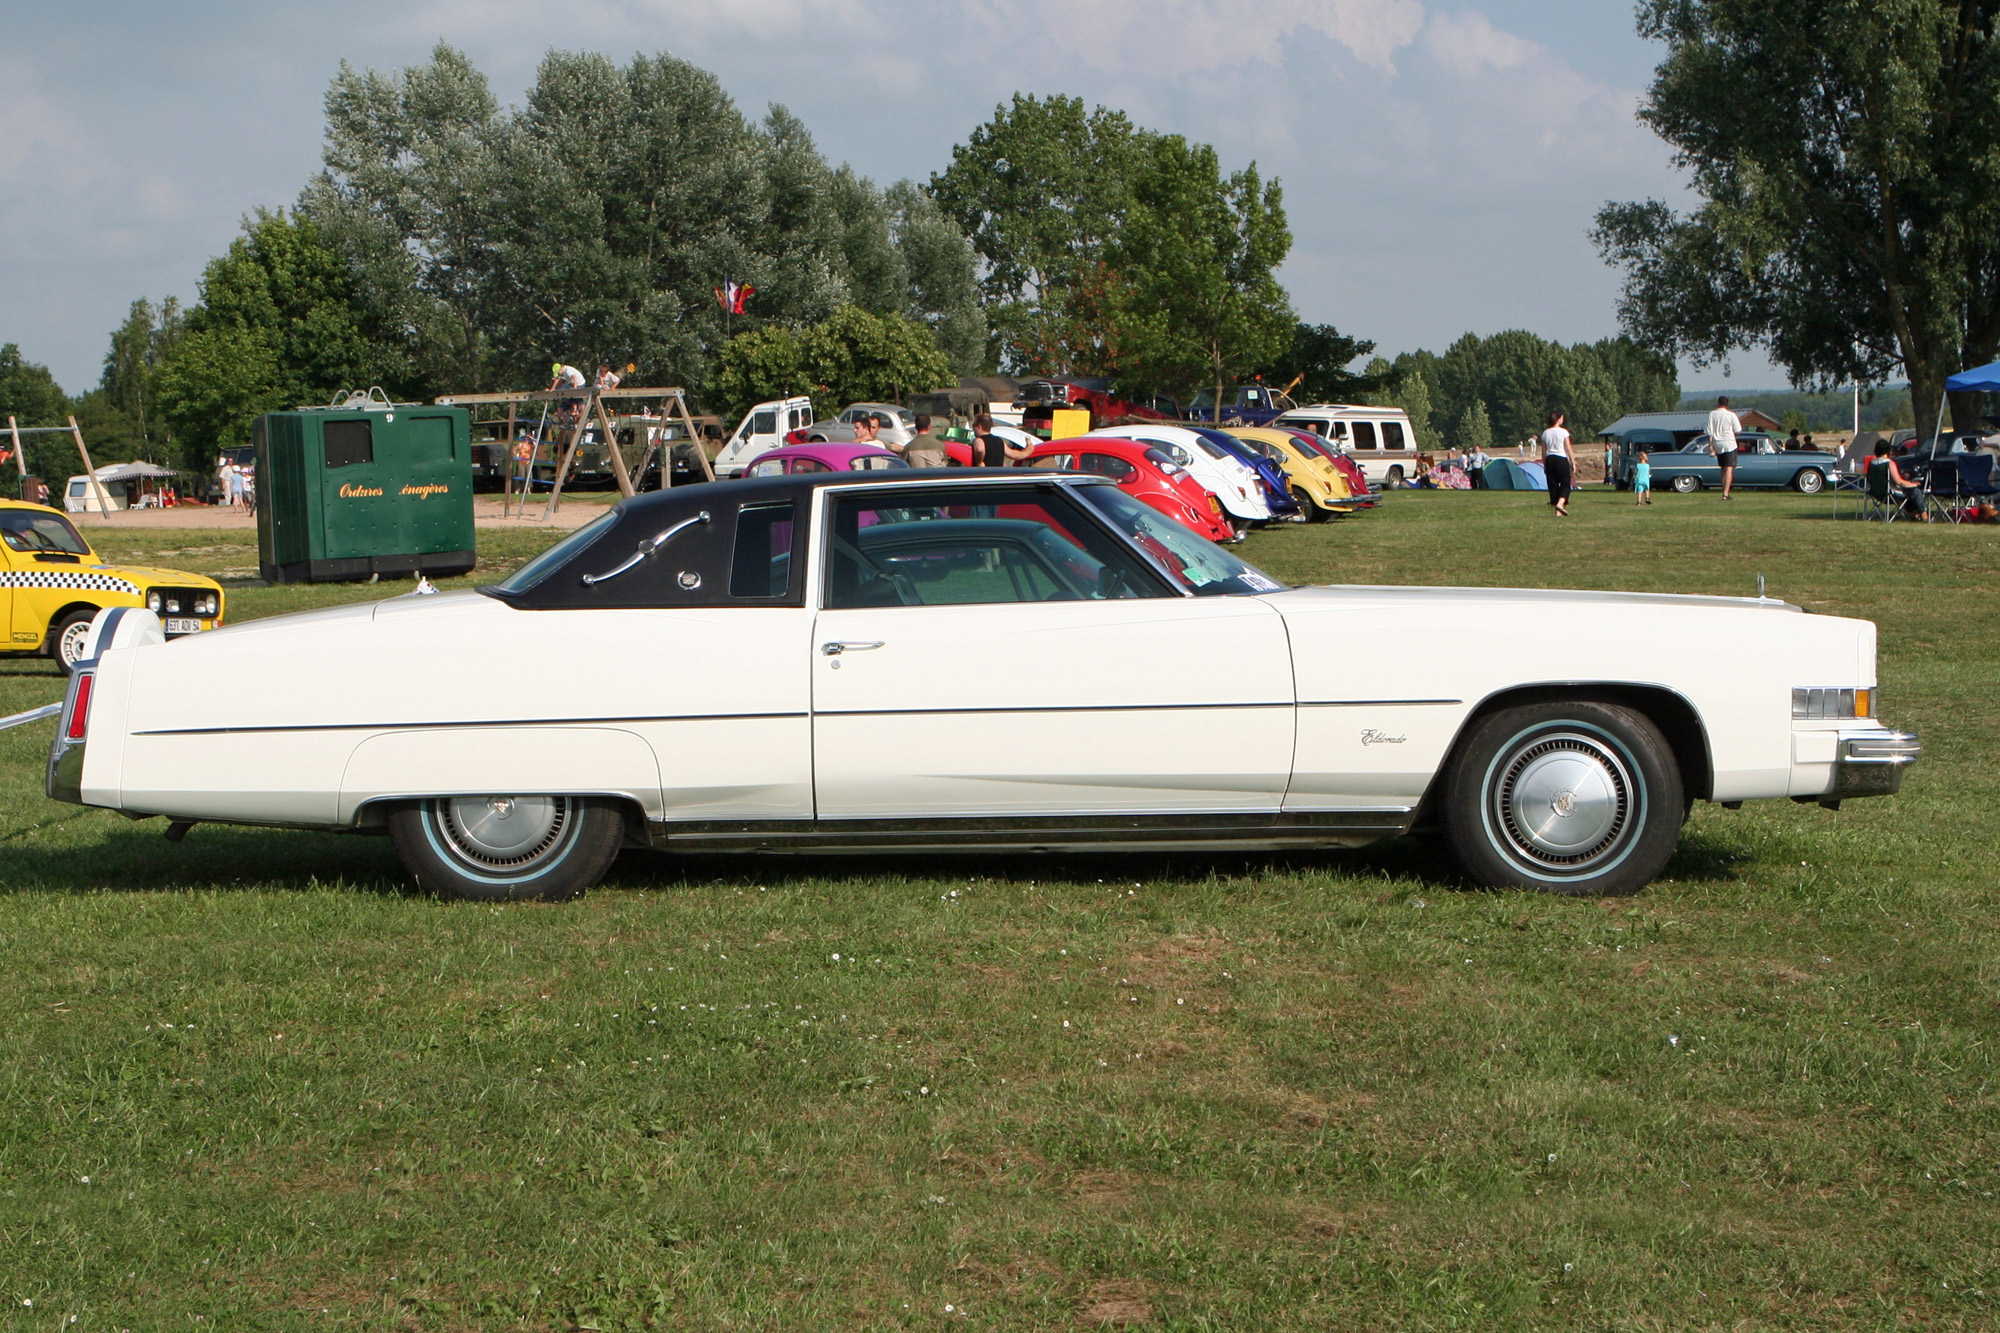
[47, 471, 1919, 902]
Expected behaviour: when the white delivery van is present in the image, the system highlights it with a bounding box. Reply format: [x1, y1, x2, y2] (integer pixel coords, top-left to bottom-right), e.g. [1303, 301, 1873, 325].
[713, 396, 815, 478]
[1273, 404, 1425, 488]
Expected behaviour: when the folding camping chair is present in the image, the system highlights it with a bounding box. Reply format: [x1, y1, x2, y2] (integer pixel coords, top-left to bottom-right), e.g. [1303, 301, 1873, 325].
[1923, 457, 1963, 522]
[1930, 452, 1996, 523]
[1858, 458, 1899, 521]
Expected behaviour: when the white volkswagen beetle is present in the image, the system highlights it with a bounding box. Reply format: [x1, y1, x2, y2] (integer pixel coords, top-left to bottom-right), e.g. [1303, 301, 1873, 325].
[47, 471, 1918, 902]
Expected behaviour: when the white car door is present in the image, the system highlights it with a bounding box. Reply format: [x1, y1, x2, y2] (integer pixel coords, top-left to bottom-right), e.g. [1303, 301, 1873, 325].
[808, 481, 1295, 820]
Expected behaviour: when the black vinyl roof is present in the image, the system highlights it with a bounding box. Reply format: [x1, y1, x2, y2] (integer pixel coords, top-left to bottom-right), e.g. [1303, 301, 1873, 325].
[490, 469, 1113, 611]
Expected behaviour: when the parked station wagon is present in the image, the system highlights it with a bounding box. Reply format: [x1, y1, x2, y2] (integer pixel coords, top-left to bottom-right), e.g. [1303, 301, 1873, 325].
[50, 472, 1917, 902]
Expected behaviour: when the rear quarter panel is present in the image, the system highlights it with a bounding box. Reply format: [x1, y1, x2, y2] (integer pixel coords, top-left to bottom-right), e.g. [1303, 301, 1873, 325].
[1272, 587, 1872, 809]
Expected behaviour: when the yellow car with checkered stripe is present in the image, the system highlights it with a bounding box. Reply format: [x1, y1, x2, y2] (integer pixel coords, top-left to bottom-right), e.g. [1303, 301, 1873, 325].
[1223, 426, 1364, 520]
[1, 499, 224, 674]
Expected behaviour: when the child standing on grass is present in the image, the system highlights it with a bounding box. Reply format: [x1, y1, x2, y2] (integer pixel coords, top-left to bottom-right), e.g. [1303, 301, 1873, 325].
[1633, 450, 1652, 505]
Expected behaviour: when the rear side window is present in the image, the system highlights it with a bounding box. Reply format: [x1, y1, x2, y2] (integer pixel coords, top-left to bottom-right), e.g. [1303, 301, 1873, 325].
[324, 420, 374, 469]
[1382, 422, 1407, 450]
[730, 502, 797, 599]
[1080, 453, 1137, 480]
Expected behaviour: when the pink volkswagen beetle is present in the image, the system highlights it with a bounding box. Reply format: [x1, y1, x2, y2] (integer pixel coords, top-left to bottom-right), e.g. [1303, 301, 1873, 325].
[742, 443, 908, 477]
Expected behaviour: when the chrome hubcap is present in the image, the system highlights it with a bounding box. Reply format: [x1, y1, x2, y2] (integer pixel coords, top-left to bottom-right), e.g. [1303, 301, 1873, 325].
[1492, 731, 1634, 873]
[435, 795, 570, 871]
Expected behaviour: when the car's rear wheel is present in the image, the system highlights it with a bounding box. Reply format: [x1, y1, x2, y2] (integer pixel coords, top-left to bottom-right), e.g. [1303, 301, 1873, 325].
[1291, 485, 1329, 522]
[1671, 474, 1702, 494]
[1441, 701, 1684, 897]
[1384, 465, 1405, 490]
[1794, 468, 1826, 494]
[389, 795, 624, 902]
[51, 608, 99, 675]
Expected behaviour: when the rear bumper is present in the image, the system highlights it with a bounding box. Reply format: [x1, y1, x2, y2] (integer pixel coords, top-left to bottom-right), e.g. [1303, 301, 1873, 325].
[1831, 727, 1921, 798]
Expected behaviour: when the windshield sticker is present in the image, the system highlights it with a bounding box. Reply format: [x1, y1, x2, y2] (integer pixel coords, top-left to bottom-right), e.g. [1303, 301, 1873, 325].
[1238, 571, 1283, 591]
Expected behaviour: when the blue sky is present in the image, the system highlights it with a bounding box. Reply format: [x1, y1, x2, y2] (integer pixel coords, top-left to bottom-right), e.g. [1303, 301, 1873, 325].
[1, 0, 1781, 395]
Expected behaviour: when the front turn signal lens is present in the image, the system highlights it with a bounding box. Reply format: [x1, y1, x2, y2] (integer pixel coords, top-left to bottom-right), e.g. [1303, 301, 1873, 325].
[1793, 687, 1873, 719]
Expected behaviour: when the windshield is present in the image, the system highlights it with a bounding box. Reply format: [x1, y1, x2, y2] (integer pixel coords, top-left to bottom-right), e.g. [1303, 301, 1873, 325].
[1073, 484, 1284, 596]
[491, 509, 617, 594]
[0, 508, 91, 556]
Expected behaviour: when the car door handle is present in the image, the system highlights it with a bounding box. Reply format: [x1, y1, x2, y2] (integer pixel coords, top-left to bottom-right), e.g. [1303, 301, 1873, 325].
[821, 640, 885, 656]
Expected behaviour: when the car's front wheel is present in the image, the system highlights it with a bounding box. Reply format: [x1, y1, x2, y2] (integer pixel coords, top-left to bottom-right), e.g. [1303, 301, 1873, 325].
[1441, 701, 1684, 897]
[1794, 468, 1826, 494]
[1384, 465, 1405, 490]
[1671, 474, 1702, 494]
[389, 795, 625, 901]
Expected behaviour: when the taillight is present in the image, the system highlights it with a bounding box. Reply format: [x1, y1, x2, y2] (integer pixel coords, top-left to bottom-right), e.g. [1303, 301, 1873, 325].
[65, 672, 94, 742]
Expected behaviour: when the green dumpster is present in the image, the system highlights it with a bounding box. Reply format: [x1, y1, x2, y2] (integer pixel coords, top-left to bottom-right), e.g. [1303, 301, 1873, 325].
[254, 402, 476, 584]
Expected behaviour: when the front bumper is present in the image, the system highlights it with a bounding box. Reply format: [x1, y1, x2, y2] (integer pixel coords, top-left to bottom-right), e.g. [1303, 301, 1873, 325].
[1830, 727, 1921, 798]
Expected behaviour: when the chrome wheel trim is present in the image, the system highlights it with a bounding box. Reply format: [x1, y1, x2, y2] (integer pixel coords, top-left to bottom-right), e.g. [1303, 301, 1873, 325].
[431, 795, 572, 874]
[57, 617, 94, 667]
[1796, 469, 1824, 494]
[1484, 728, 1640, 878]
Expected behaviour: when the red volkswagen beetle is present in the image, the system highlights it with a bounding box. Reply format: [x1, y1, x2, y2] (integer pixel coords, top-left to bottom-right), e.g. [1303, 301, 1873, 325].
[1027, 437, 1238, 543]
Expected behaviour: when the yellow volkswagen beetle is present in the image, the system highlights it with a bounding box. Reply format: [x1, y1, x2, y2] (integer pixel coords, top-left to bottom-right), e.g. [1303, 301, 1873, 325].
[1223, 426, 1360, 521]
[0, 499, 225, 674]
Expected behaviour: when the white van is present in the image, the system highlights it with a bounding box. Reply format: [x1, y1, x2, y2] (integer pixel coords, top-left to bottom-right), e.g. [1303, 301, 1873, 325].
[1273, 404, 1425, 488]
[713, 396, 815, 478]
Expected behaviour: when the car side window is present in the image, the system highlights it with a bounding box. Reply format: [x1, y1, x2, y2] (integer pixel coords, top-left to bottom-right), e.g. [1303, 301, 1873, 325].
[1352, 422, 1379, 449]
[1382, 422, 1407, 450]
[751, 411, 777, 437]
[729, 502, 797, 599]
[1080, 453, 1137, 481]
[790, 458, 832, 474]
[823, 487, 1167, 609]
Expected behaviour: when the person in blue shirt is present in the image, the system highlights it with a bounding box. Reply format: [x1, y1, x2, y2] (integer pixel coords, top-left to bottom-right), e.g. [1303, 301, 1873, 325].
[1633, 450, 1652, 505]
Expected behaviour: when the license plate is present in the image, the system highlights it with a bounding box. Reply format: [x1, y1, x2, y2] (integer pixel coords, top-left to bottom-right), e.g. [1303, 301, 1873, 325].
[164, 618, 203, 635]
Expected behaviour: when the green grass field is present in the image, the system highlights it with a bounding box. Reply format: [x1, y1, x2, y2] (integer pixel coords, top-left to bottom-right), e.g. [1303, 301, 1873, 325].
[1, 488, 1994, 1330]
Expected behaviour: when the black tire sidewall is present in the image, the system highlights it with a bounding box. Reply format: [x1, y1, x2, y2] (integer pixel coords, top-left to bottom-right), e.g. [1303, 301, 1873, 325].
[1443, 702, 1684, 897]
[389, 796, 624, 901]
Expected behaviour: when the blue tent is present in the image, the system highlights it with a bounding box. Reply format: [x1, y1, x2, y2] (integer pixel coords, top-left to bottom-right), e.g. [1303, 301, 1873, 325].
[1481, 458, 1547, 491]
[1945, 360, 2000, 392]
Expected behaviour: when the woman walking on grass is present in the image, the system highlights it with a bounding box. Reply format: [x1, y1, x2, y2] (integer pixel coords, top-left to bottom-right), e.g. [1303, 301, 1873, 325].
[1541, 411, 1574, 517]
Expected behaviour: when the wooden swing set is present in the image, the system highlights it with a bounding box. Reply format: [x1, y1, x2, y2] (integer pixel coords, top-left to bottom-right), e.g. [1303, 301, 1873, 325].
[432, 386, 712, 521]
[7, 414, 120, 514]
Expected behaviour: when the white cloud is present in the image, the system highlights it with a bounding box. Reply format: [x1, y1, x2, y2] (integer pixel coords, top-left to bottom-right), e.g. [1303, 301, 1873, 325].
[960, 0, 1426, 77]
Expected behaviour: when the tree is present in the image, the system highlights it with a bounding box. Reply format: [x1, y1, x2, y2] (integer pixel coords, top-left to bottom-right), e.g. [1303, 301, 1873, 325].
[1594, 0, 2000, 439]
[1456, 401, 1494, 454]
[929, 94, 1141, 370]
[712, 307, 953, 422]
[1265, 322, 1380, 403]
[306, 44, 981, 400]
[154, 211, 408, 468]
[0, 344, 73, 481]
[101, 298, 184, 457]
[1111, 138, 1294, 406]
